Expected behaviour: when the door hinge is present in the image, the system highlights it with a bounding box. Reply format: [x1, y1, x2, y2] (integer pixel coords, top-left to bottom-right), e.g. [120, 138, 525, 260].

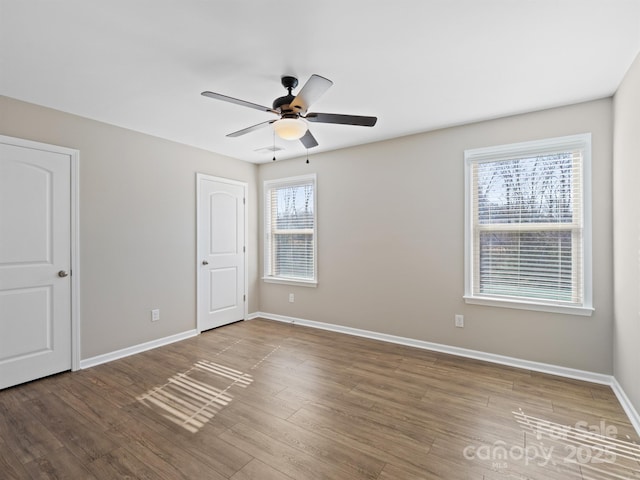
[243, 294, 246, 302]
[243, 197, 246, 205]
[243, 246, 246, 253]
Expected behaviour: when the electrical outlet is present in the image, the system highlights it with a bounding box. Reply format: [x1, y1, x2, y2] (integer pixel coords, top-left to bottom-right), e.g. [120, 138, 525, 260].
[289, 293, 295, 303]
[151, 309, 160, 322]
[455, 314, 464, 328]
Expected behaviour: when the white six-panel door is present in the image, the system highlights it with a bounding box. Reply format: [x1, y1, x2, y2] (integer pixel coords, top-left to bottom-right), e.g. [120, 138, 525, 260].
[197, 175, 246, 331]
[0, 138, 76, 389]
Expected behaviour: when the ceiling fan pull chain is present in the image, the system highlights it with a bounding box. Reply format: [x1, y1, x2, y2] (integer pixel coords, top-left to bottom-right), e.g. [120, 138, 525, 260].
[272, 130, 276, 161]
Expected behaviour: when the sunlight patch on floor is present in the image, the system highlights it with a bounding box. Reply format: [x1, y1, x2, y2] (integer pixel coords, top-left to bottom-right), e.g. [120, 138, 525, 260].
[137, 341, 281, 433]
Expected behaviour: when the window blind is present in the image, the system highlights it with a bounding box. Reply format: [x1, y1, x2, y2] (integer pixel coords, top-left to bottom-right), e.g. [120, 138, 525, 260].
[264, 175, 316, 283]
[465, 134, 591, 313]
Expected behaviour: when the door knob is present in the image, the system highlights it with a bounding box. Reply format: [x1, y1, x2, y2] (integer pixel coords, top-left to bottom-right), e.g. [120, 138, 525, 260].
[58, 270, 69, 277]
[202, 260, 209, 265]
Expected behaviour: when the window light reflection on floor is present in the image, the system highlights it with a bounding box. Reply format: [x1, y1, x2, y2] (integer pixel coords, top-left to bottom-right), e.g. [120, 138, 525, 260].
[136, 359, 253, 433]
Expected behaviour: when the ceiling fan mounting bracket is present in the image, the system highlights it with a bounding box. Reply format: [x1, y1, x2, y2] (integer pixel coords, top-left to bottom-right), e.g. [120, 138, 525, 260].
[281, 76, 299, 92]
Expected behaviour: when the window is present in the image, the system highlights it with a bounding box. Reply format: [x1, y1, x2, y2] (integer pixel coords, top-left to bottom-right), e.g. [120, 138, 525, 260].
[464, 134, 592, 315]
[264, 174, 317, 286]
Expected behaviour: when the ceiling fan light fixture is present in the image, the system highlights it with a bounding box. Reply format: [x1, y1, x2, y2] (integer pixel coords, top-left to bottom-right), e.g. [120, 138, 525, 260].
[273, 117, 308, 140]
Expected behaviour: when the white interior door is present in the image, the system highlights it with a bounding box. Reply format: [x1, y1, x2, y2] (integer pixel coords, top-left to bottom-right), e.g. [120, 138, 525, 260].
[197, 175, 246, 331]
[0, 139, 73, 389]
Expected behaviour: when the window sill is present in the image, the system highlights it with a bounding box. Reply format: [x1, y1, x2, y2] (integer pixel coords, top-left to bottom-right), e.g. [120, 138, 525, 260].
[263, 277, 318, 288]
[463, 295, 594, 316]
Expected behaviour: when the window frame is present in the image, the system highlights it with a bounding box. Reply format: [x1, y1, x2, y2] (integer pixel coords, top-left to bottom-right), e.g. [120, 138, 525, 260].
[263, 174, 318, 287]
[464, 133, 593, 316]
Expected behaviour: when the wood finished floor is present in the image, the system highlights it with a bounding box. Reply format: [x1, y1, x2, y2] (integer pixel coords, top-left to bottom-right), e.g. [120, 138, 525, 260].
[1, 318, 639, 479]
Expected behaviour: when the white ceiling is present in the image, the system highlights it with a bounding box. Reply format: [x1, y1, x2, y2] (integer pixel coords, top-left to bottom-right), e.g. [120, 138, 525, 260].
[2, 1, 639, 163]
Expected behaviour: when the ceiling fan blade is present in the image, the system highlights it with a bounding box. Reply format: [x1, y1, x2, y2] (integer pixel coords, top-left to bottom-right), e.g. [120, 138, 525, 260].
[305, 112, 377, 127]
[300, 130, 319, 149]
[202, 91, 278, 114]
[226, 120, 275, 137]
[290, 74, 333, 113]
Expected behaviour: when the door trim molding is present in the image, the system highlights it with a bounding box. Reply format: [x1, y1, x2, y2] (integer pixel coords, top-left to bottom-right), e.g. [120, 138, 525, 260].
[196, 173, 248, 333]
[0, 135, 81, 371]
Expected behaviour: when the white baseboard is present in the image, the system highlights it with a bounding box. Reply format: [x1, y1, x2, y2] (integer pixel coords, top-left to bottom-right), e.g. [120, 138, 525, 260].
[79, 329, 198, 369]
[251, 312, 612, 385]
[251, 311, 640, 436]
[611, 377, 640, 435]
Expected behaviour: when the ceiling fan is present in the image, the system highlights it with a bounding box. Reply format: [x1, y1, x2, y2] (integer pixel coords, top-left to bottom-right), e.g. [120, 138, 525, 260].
[201, 74, 377, 149]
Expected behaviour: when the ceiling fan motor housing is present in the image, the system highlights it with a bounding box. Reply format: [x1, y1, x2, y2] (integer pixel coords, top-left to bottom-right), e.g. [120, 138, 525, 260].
[272, 94, 296, 113]
[273, 76, 300, 114]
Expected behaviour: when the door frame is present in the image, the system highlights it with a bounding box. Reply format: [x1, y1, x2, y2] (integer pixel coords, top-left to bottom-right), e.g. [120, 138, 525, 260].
[196, 173, 248, 332]
[0, 135, 81, 371]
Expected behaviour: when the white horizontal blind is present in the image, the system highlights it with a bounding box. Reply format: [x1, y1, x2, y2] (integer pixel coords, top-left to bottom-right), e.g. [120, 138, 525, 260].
[265, 175, 316, 282]
[467, 136, 589, 308]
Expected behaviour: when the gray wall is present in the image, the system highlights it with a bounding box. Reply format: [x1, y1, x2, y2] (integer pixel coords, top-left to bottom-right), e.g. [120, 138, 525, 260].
[258, 99, 614, 374]
[0, 94, 618, 376]
[613, 53, 640, 414]
[0, 96, 259, 359]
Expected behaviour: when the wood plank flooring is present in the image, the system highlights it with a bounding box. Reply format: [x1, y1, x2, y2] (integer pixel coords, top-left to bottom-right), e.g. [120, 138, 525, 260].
[1, 318, 639, 479]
